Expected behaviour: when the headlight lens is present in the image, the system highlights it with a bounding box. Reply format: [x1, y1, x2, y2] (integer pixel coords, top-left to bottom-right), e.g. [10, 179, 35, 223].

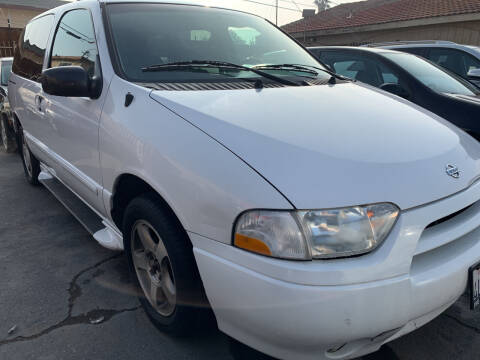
[234, 210, 310, 260]
[234, 203, 399, 260]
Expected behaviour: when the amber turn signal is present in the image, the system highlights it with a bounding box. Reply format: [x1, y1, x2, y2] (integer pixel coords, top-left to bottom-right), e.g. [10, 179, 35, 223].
[234, 233, 272, 256]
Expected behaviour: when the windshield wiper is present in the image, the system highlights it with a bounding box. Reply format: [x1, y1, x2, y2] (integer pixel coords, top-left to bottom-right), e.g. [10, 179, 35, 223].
[142, 60, 301, 87]
[260, 63, 352, 84]
[252, 64, 318, 76]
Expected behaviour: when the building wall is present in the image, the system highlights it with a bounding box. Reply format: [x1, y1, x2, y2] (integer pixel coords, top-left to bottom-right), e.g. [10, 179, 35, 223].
[0, 7, 43, 29]
[295, 20, 480, 47]
[0, 6, 43, 57]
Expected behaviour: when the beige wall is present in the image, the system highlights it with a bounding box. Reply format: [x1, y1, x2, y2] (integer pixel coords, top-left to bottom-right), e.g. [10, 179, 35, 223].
[294, 20, 480, 47]
[0, 7, 43, 29]
[0, 7, 43, 56]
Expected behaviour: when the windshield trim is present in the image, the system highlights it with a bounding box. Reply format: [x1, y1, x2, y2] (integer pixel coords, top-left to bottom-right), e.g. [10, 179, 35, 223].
[102, 2, 325, 84]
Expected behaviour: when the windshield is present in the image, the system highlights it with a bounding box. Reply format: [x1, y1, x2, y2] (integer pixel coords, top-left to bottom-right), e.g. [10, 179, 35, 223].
[105, 4, 327, 83]
[382, 52, 479, 96]
[1, 60, 11, 86]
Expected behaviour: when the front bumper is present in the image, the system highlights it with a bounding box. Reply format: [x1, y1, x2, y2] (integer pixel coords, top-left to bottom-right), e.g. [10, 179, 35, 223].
[191, 180, 480, 360]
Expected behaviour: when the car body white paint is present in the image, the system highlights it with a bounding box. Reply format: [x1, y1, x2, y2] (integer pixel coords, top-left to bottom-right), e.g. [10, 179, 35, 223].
[8, 1, 480, 359]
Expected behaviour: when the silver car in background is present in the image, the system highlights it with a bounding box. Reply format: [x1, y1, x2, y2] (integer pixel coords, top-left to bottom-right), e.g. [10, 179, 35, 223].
[365, 40, 480, 87]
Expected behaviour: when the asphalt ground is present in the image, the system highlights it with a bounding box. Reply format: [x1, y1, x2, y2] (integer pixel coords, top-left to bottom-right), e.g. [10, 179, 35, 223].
[0, 150, 480, 360]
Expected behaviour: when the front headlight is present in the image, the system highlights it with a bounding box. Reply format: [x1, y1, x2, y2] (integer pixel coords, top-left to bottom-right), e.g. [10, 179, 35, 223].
[233, 203, 399, 260]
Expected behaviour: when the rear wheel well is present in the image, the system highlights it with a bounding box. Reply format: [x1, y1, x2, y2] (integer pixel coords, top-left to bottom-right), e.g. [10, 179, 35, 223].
[111, 175, 183, 234]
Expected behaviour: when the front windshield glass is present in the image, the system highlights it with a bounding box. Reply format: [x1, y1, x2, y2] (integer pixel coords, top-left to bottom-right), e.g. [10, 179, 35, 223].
[382, 52, 479, 96]
[106, 4, 327, 83]
[1, 60, 11, 86]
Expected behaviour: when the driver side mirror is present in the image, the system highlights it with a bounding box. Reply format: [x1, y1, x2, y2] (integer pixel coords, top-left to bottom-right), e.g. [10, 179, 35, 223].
[467, 68, 480, 80]
[41, 66, 101, 99]
[380, 83, 411, 100]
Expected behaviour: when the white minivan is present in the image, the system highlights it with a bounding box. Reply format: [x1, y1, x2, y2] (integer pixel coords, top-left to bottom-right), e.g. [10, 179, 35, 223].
[8, 1, 480, 359]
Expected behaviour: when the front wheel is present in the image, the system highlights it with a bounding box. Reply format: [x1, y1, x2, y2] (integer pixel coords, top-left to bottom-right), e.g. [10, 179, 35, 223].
[0, 116, 16, 153]
[123, 194, 208, 336]
[19, 129, 40, 185]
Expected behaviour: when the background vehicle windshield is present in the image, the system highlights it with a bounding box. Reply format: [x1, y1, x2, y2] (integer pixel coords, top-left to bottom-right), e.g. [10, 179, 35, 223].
[1, 60, 12, 86]
[382, 52, 479, 96]
[106, 4, 327, 83]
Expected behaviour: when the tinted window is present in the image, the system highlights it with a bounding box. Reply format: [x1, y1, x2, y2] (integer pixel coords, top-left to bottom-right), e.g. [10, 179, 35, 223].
[383, 52, 479, 96]
[106, 4, 326, 83]
[309, 48, 322, 58]
[428, 48, 480, 78]
[331, 60, 358, 79]
[379, 62, 399, 84]
[50, 9, 99, 78]
[12, 15, 54, 81]
[464, 53, 480, 72]
[1, 60, 12, 86]
[319, 51, 399, 87]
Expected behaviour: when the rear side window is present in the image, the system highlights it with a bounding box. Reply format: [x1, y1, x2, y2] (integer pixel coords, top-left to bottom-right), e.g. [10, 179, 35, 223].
[49, 9, 99, 78]
[12, 14, 54, 82]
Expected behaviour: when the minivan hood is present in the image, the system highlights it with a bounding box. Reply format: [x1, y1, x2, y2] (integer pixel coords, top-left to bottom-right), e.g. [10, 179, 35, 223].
[150, 83, 480, 210]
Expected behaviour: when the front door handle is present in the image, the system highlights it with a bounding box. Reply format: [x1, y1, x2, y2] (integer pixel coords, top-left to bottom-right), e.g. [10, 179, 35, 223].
[35, 95, 45, 113]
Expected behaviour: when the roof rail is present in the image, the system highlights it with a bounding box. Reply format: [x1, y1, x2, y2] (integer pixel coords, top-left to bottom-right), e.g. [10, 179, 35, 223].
[361, 40, 457, 47]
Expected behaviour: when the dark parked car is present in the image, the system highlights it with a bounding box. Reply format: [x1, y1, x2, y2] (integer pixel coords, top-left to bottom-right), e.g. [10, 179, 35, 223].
[309, 46, 480, 140]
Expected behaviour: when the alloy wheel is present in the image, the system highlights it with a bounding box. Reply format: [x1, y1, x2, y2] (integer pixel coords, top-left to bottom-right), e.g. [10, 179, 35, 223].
[131, 220, 176, 317]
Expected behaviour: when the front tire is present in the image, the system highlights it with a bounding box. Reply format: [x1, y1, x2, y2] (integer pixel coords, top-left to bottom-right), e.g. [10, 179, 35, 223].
[19, 129, 40, 185]
[123, 194, 208, 336]
[0, 116, 16, 153]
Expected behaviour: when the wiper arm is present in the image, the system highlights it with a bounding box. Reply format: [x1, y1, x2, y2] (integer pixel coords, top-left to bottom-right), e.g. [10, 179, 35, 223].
[252, 63, 318, 76]
[253, 63, 353, 84]
[296, 64, 354, 83]
[275, 63, 353, 83]
[142, 60, 301, 87]
[143, 60, 243, 72]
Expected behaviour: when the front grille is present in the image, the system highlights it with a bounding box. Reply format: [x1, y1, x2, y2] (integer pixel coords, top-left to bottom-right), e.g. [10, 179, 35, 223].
[425, 203, 474, 230]
[414, 199, 480, 257]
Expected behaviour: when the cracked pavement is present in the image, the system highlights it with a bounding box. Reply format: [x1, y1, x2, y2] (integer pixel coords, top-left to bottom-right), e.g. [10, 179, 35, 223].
[1, 151, 480, 360]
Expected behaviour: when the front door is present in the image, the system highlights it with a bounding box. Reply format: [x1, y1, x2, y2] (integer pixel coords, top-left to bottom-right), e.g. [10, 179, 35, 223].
[43, 8, 106, 215]
[11, 14, 55, 161]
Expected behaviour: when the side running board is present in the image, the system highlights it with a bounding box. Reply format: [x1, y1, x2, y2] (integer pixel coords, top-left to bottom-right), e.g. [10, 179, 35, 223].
[39, 169, 123, 251]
